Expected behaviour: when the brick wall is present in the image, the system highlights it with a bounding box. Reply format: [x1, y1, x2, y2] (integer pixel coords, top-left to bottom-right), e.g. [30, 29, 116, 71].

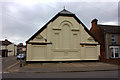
[99, 56, 120, 65]
[90, 19, 105, 58]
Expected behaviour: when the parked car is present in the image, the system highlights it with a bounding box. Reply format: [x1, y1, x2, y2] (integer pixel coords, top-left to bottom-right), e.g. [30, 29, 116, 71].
[17, 54, 26, 60]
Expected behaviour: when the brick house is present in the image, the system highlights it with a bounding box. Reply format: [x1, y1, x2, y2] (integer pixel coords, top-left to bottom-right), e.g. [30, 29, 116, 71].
[90, 19, 120, 61]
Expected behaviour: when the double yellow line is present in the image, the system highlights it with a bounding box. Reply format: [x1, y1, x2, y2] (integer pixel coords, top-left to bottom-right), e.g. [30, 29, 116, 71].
[6, 61, 20, 69]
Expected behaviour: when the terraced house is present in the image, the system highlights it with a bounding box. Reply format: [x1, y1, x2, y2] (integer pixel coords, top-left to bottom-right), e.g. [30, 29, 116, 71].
[26, 9, 100, 62]
[90, 19, 120, 60]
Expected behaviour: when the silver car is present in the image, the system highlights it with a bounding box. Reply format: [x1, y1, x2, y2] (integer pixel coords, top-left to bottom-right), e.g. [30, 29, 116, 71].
[17, 54, 25, 60]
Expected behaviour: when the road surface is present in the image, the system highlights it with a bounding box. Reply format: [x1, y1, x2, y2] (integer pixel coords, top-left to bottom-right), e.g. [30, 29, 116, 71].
[2, 70, 119, 78]
[2, 56, 19, 71]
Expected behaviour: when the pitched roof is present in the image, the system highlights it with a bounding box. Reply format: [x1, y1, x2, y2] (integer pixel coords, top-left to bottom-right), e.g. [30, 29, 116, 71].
[59, 9, 74, 15]
[26, 9, 101, 44]
[0, 39, 12, 46]
[98, 24, 120, 34]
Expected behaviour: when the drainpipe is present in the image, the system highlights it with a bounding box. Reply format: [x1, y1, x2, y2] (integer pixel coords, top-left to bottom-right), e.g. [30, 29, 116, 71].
[105, 32, 109, 59]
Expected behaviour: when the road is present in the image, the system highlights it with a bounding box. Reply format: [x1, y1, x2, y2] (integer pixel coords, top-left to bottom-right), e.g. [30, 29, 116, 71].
[1, 56, 119, 79]
[2, 56, 19, 71]
[2, 70, 119, 78]
[1, 56, 19, 80]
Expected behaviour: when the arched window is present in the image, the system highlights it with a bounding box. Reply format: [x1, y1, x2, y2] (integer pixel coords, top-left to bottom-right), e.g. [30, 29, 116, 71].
[62, 24, 71, 49]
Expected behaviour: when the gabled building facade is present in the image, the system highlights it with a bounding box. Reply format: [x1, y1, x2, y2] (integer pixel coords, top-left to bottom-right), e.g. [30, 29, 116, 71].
[0, 39, 17, 57]
[90, 19, 120, 59]
[26, 9, 100, 62]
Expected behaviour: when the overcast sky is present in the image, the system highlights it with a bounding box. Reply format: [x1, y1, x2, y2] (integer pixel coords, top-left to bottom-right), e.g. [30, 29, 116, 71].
[0, 0, 119, 45]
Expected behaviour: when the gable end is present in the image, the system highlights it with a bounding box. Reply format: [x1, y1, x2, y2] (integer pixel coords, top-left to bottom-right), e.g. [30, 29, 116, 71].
[26, 10, 101, 44]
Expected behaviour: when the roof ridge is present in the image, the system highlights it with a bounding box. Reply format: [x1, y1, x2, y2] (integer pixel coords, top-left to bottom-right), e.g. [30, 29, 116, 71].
[59, 9, 74, 15]
[98, 24, 120, 27]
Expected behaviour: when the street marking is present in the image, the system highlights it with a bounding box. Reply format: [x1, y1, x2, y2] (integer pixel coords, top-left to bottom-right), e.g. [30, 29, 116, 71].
[6, 61, 19, 69]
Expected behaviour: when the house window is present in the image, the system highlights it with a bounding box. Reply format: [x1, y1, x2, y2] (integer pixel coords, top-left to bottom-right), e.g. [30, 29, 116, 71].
[111, 34, 115, 42]
[111, 48, 119, 58]
[115, 48, 119, 57]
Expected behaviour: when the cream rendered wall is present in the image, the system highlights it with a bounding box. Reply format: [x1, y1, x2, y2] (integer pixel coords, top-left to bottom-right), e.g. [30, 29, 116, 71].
[26, 16, 100, 61]
[50, 16, 80, 61]
[97, 45, 100, 59]
[31, 45, 47, 60]
[26, 44, 32, 61]
[0, 44, 17, 56]
[50, 16, 99, 61]
[7, 44, 15, 56]
[14, 46, 17, 56]
[1, 46, 6, 50]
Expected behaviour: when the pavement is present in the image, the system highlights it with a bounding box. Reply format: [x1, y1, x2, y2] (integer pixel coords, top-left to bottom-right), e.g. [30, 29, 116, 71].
[5, 61, 119, 73]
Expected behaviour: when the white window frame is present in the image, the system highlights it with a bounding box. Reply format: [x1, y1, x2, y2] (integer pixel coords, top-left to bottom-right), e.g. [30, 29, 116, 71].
[110, 46, 120, 58]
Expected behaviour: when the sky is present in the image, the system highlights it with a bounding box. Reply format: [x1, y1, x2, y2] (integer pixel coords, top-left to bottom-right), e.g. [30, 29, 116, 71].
[0, 0, 119, 45]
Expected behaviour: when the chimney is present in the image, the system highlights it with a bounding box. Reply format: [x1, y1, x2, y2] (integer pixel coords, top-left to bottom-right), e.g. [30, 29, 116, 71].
[90, 18, 98, 31]
[5, 39, 8, 41]
[91, 18, 98, 27]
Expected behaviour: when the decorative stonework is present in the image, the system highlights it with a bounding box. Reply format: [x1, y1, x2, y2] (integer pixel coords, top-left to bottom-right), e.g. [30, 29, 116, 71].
[36, 35, 43, 39]
[87, 36, 94, 41]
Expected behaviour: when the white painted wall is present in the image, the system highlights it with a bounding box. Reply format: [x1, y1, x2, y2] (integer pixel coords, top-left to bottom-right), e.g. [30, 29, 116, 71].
[27, 16, 100, 61]
[7, 44, 17, 56]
